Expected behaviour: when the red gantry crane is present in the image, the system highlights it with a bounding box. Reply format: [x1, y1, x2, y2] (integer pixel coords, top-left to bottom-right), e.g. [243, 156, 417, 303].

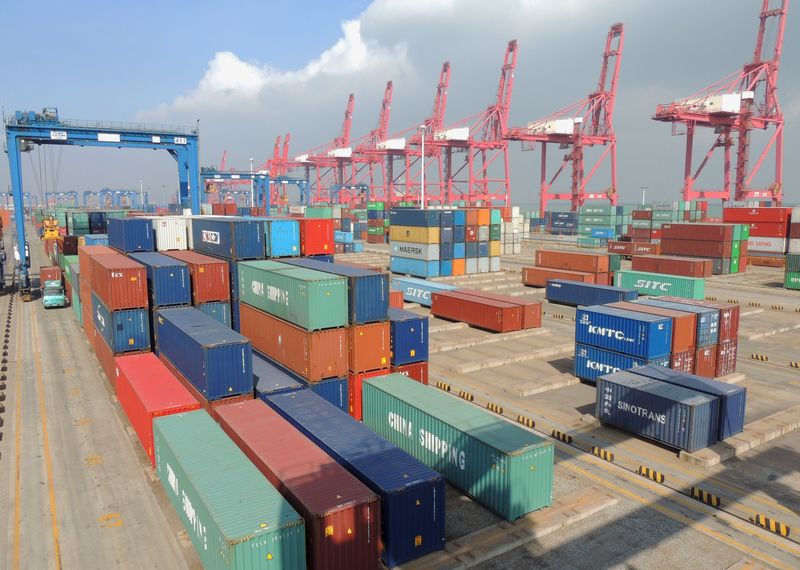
[347, 81, 394, 203]
[431, 41, 517, 206]
[653, 0, 788, 204]
[506, 24, 623, 216]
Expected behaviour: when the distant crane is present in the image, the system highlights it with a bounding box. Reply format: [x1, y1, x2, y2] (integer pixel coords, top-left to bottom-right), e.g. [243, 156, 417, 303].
[506, 24, 623, 216]
[653, 0, 788, 204]
[348, 81, 394, 203]
[431, 40, 517, 206]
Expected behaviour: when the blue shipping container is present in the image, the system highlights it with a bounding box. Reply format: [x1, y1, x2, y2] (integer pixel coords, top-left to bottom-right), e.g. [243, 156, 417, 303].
[628, 365, 746, 439]
[264, 218, 300, 257]
[634, 299, 719, 348]
[390, 257, 439, 278]
[546, 279, 638, 307]
[574, 344, 669, 384]
[230, 299, 241, 332]
[91, 292, 150, 354]
[389, 208, 440, 227]
[128, 252, 191, 308]
[453, 226, 465, 243]
[307, 254, 334, 263]
[596, 371, 720, 451]
[156, 307, 252, 400]
[453, 210, 466, 226]
[478, 242, 489, 258]
[391, 276, 457, 307]
[389, 309, 428, 366]
[281, 258, 389, 324]
[591, 228, 616, 238]
[253, 350, 305, 396]
[334, 230, 354, 243]
[195, 300, 231, 328]
[439, 260, 452, 277]
[107, 218, 154, 253]
[453, 243, 465, 258]
[353, 242, 364, 253]
[440, 226, 453, 243]
[308, 377, 348, 412]
[265, 390, 446, 567]
[83, 234, 109, 246]
[465, 242, 478, 258]
[191, 217, 264, 261]
[576, 305, 672, 359]
[440, 242, 453, 260]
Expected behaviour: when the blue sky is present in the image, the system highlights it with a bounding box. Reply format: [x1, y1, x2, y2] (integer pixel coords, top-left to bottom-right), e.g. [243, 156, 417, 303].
[1, 0, 797, 205]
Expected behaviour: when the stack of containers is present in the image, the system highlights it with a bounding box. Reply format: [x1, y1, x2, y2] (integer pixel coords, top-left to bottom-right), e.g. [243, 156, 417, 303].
[723, 206, 792, 264]
[573, 305, 672, 384]
[77, 244, 118, 343]
[607, 240, 661, 257]
[388, 308, 430, 391]
[786, 253, 800, 290]
[657, 222, 748, 274]
[236, 260, 350, 410]
[577, 204, 631, 247]
[545, 211, 578, 235]
[259, 217, 301, 258]
[147, 216, 189, 251]
[367, 201, 388, 243]
[265, 390, 446, 568]
[614, 268, 705, 299]
[66, 210, 90, 236]
[297, 217, 334, 257]
[107, 217, 155, 253]
[155, 306, 254, 414]
[90, 253, 151, 384]
[65, 259, 82, 325]
[128, 252, 192, 351]
[88, 211, 107, 234]
[500, 207, 525, 254]
[522, 250, 616, 287]
[163, 250, 231, 326]
[389, 209, 442, 278]
[280, 257, 391, 418]
[352, 207, 368, 242]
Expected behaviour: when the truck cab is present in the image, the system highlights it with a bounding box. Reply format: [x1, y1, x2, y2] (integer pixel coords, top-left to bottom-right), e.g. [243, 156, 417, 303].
[42, 279, 67, 308]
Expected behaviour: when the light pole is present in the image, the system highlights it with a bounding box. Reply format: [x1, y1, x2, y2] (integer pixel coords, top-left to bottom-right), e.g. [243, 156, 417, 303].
[139, 178, 144, 210]
[640, 186, 648, 206]
[249, 158, 255, 208]
[419, 124, 427, 208]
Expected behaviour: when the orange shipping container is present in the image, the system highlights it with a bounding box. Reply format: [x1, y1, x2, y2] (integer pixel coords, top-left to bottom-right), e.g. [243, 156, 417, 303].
[535, 250, 609, 273]
[348, 321, 391, 374]
[452, 258, 466, 276]
[476, 208, 490, 226]
[521, 266, 596, 287]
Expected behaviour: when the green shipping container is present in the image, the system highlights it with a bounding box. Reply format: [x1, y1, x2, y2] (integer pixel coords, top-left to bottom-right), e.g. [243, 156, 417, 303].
[579, 205, 613, 215]
[238, 260, 347, 330]
[62, 255, 79, 281]
[489, 224, 501, 240]
[367, 201, 385, 211]
[362, 374, 554, 520]
[490, 209, 502, 224]
[305, 206, 334, 219]
[730, 255, 740, 274]
[154, 412, 306, 569]
[731, 240, 741, 259]
[787, 254, 800, 272]
[577, 237, 605, 247]
[631, 220, 653, 229]
[71, 289, 82, 325]
[732, 224, 742, 241]
[785, 271, 800, 290]
[615, 269, 705, 299]
[740, 223, 750, 240]
[608, 253, 622, 272]
[367, 226, 384, 235]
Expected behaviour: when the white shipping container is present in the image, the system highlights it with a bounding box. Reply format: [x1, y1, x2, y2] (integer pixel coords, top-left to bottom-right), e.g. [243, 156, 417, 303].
[200, 203, 213, 215]
[789, 239, 800, 254]
[490, 257, 500, 272]
[478, 257, 490, 274]
[390, 242, 440, 261]
[466, 258, 478, 274]
[513, 243, 522, 254]
[289, 205, 306, 215]
[150, 216, 189, 251]
[747, 236, 787, 254]
[478, 226, 490, 241]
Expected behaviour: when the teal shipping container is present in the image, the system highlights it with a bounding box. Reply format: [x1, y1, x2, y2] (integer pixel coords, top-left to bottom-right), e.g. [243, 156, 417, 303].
[238, 260, 348, 330]
[616, 270, 705, 299]
[153, 411, 306, 569]
[362, 374, 554, 520]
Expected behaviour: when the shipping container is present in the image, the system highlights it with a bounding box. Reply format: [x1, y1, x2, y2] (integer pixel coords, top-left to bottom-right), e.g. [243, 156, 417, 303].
[91, 292, 150, 354]
[608, 301, 697, 353]
[40, 265, 61, 282]
[108, 218, 154, 253]
[694, 345, 718, 378]
[574, 344, 669, 383]
[148, 216, 188, 251]
[348, 321, 391, 373]
[216, 400, 381, 570]
[390, 242, 440, 261]
[309, 376, 349, 412]
[253, 350, 305, 397]
[191, 217, 265, 260]
[715, 339, 738, 377]
[628, 365, 745, 439]
[455, 290, 542, 329]
[660, 223, 734, 241]
[115, 352, 200, 466]
[635, 298, 720, 348]
[575, 305, 672, 359]
[389, 290, 404, 309]
[391, 361, 429, 385]
[615, 270, 705, 300]
[159, 355, 253, 417]
[298, 218, 334, 255]
[390, 276, 457, 306]
[660, 239, 732, 258]
[78, 244, 117, 294]
[264, 218, 301, 257]
[389, 208, 440, 227]
[156, 307, 252, 400]
[153, 411, 306, 569]
[348, 369, 390, 420]
[238, 260, 348, 330]
[281, 258, 389, 324]
[521, 266, 597, 287]
[389, 226, 440, 244]
[388, 309, 428, 366]
[195, 300, 231, 327]
[670, 349, 695, 373]
[546, 279, 638, 307]
[265, 390, 446, 567]
[363, 375, 554, 520]
[747, 236, 787, 253]
[631, 255, 713, 278]
[93, 330, 118, 385]
[723, 207, 789, 223]
[596, 371, 719, 451]
[535, 250, 609, 273]
[90, 253, 148, 310]
[129, 252, 191, 308]
[390, 257, 440, 278]
[163, 250, 229, 302]
[239, 303, 347, 381]
[431, 291, 522, 333]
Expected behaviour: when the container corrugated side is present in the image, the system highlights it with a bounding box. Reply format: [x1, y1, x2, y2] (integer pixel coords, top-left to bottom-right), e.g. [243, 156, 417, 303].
[363, 375, 553, 520]
[153, 411, 306, 569]
[238, 260, 348, 330]
[575, 305, 672, 359]
[163, 250, 230, 303]
[635, 298, 719, 348]
[431, 291, 522, 333]
[391, 277, 457, 307]
[574, 344, 669, 384]
[195, 300, 231, 327]
[90, 253, 148, 310]
[253, 351, 305, 398]
[148, 216, 188, 251]
[91, 292, 150, 354]
[628, 365, 745, 439]
[215, 400, 381, 570]
[390, 257, 439, 278]
[107, 218, 155, 253]
[264, 218, 301, 257]
[616, 270, 705, 300]
[308, 377, 349, 413]
[390, 242, 440, 261]
[596, 371, 719, 451]
[545, 279, 638, 307]
[265, 390, 446, 568]
[608, 301, 697, 353]
[389, 309, 428, 365]
[129, 252, 191, 308]
[190, 217, 265, 260]
[155, 307, 252, 400]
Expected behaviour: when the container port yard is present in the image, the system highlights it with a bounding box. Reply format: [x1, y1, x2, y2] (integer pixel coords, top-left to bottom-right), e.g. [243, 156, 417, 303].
[1, 1, 799, 569]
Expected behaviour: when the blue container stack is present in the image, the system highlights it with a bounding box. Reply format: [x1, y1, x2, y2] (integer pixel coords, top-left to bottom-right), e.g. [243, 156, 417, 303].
[545, 211, 579, 236]
[634, 298, 720, 348]
[574, 305, 672, 383]
[389, 208, 442, 278]
[546, 279, 638, 307]
[108, 218, 154, 253]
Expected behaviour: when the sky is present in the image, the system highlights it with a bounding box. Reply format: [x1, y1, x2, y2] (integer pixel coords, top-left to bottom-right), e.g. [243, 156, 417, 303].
[1, 0, 797, 206]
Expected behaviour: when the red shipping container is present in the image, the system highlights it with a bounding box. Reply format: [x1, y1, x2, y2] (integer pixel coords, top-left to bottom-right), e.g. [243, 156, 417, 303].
[522, 266, 596, 287]
[82, 303, 94, 339]
[367, 219, 384, 228]
[715, 339, 738, 377]
[211, 203, 225, 216]
[389, 290, 404, 309]
[392, 362, 429, 385]
[431, 291, 522, 333]
[348, 321, 391, 374]
[466, 210, 479, 226]
[670, 350, 695, 373]
[632, 242, 661, 255]
[224, 203, 238, 215]
[78, 245, 117, 293]
[631, 228, 652, 239]
[660, 297, 740, 342]
[660, 239, 732, 258]
[608, 301, 697, 353]
[632, 210, 653, 220]
[694, 345, 718, 378]
[535, 250, 609, 273]
[789, 223, 800, 238]
[90, 253, 148, 310]
[40, 265, 62, 282]
[632, 255, 713, 278]
[608, 242, 633, 255]
[660, 223, 734, 241]
[158, 354, 252, 419]
[465, 226, 478, 242]
[348, 368, 391, 420]
[239, 303, 347, 381]
[722, 207, 789, 223]
[115, 353, 200, 466]
[367, 234, 385, 244]
[334, 243, 345, 254]
[215, 400, 382, 570]
[94, 333, 118, 386]
[457, 289, 542, 329]
[738, 255, 748, 271]
[64, 280, 72, 304]
[299, 218, 334, 255]
[163, 250, 230, 302]
[747, 222, 787, 238]
[650, 230, 662, 239]
[332, 218, 342, 230]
